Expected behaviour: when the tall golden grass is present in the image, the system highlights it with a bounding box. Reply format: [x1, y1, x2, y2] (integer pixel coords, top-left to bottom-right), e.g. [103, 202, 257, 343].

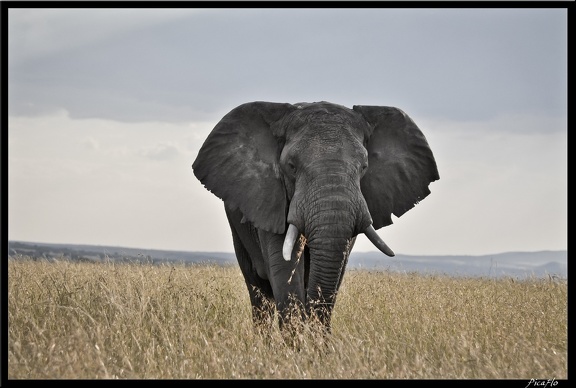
[8, 256, 567, 379]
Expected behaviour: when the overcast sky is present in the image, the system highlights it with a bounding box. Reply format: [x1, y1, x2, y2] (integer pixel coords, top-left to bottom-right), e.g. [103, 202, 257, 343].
[7, 7, 567, 256]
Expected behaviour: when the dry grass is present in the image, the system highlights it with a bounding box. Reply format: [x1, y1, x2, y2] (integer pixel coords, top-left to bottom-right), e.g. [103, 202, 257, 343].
[7, 256, 567, 379]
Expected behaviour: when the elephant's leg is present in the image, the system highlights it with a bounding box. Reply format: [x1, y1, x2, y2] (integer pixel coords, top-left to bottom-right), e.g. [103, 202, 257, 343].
[259, 231, 307, 329]
[226, 208, 275, 326]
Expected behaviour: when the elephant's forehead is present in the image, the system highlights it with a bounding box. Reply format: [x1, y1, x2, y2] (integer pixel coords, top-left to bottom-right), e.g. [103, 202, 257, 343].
[290, 120, 364, 146]
[307, 125, 356, 143]
[285, 110, 364, 138]
[287, 123, 366, 159]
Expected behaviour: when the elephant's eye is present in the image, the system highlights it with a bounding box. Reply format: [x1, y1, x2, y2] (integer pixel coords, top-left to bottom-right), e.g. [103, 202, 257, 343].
[361, 163, 368, 174]
[288, 162, 297, 174]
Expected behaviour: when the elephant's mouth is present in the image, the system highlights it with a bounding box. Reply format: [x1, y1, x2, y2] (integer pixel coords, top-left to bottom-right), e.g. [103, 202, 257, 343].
[282, 223, 394, 262]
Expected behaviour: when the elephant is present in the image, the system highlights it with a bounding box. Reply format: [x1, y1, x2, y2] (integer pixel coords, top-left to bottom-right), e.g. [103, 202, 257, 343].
[192, 101, 439, 332]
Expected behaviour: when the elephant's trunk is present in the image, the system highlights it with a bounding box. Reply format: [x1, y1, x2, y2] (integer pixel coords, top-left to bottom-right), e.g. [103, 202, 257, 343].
[283, 173, 370, 327]
[305, 234, 354, 327]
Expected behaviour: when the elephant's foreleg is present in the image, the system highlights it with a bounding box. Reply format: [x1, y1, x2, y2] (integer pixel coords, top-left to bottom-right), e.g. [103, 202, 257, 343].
[260, 231, 307, 329]
[226, 208, 275, 325]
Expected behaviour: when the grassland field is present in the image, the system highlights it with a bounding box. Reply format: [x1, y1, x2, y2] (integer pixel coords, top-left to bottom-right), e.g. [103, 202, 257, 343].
[7, 256, 567, 379]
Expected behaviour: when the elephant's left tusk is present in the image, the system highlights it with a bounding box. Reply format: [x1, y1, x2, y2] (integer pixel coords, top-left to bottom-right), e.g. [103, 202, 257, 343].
[283, 224, 299, 261]
[364, 225, 395, 257]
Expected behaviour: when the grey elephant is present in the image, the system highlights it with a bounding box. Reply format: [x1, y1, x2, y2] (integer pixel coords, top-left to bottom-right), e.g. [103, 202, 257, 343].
[192, 101, 439, 332]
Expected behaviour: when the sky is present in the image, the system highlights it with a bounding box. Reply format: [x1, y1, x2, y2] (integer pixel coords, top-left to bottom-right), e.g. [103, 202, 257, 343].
[6, 7, 568, 256]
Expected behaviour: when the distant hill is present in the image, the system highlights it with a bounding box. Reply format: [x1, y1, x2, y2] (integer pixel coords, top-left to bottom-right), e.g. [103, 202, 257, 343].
[349, 250, 567, 279]
[7, 241, 237, 266]
[7, 240, 567, 279]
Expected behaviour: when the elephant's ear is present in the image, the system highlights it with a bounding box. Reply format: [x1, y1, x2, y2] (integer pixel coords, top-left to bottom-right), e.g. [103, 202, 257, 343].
[193, 102, 296, 234]
[353, 105, 440, 229]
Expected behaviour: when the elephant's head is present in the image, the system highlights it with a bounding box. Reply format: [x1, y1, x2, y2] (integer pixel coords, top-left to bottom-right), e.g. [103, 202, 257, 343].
[193, 101, 439, 326]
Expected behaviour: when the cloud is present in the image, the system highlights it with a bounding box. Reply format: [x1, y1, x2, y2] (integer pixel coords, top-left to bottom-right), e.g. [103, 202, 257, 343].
[8, 8, 208, 64]
[139, 142, 181, 161]
[82, 136, 100, 151]
[8, 8, 567, 125]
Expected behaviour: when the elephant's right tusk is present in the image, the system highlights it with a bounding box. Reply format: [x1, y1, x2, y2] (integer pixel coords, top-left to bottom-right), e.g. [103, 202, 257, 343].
[283, 224, 299, 261]
[364, 225, 395, 257]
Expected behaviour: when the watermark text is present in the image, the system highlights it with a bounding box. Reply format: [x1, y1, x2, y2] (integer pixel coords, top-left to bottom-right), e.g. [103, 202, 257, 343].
[525, 379, 558, 388]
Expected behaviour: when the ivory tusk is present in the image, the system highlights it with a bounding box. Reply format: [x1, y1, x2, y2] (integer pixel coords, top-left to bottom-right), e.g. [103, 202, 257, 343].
[283, 224, 299, 261]
[364, 224, 395, 257]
